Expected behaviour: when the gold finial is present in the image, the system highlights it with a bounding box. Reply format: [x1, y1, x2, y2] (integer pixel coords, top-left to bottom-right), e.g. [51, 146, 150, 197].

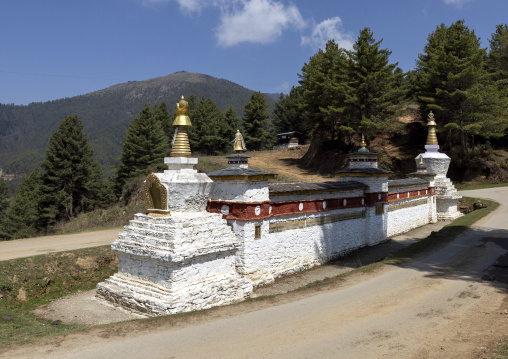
[419, 155, 424, 165]
[360, 134, 367, 149]
[233, 129, 246, 152]
[426, 111, 438, 146]
[170, 96, 192, 157]
[175, 96, 189, 115]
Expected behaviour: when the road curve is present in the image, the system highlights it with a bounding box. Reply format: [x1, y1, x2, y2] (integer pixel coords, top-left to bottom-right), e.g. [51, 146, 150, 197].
[3, 188, 508, 359]
[0, 227, 122, 261]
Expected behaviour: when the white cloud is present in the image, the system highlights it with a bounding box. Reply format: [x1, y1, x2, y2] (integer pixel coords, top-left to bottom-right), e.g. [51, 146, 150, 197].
[141, 0, 208, 13]
[216, 0, 306, 47]
[276, 81, 290, 93]
[301, 17, 354, 51]
[443, 0, 473, 7]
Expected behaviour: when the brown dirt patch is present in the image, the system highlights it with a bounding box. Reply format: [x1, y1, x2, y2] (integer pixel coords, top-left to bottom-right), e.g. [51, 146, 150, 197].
[248, 145, 332, 183]
[76, 257, 100, 271]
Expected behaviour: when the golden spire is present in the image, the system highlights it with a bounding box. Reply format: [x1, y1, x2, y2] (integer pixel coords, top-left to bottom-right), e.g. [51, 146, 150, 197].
[360, 134, 367, 150]
[426, 111, 438, 146]
[233, 130, 246, 152]
[170, 96, 192, 157]
[419, 155, 424, 165]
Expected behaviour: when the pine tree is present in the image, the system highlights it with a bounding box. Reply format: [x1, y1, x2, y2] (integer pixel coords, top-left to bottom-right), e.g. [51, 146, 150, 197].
[38, 115, 102, 227]
[0, 169, 42, 240]
[195, 98, 229, 155]
[153, 102, 173, 140]
[86, 159, 110, 209]
[273, 86, 308, 142]
[416, 20, 507, 153]
[488, 24, 508, 88]
[115, 104, 170, 195]
[242, 92, 275, 151]
[347, 27, 402, 139]
[299, 40, 351, 142]
[0, 178, 8, 216]
[185, 95, 201, 151]
[224, 106, 240, 145]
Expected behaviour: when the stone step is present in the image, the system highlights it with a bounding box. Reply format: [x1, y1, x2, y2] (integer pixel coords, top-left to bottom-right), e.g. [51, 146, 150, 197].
[119, 223, 236, 245]
[102, 271, 248, 303]
[112, 236, 239, 262]
[131, 213, 226, 227]
[104, 274, 170, 299]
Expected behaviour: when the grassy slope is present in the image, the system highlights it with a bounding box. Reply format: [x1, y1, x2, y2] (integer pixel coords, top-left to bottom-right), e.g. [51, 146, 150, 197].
[0, 246, 117, 347]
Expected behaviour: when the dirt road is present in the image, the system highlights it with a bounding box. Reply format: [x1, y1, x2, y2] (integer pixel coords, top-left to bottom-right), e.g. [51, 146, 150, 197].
[3, 188, 508, 358]
[0, 228, 121, 261]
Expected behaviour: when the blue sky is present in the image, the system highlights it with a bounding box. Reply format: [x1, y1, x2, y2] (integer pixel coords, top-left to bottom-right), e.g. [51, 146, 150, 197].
[1, 0, 507, 105]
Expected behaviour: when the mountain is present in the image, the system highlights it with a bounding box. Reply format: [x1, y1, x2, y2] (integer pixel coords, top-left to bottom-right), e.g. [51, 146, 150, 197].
[0, 71, 278, 176]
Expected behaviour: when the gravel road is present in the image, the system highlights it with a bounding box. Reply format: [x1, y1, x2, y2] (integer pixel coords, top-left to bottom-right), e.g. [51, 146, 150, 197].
[0, 228, 121, 261]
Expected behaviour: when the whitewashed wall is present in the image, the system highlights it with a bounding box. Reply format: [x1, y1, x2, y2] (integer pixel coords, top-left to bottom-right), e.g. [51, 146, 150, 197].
[386, 196, 433, 237]
[232, 206, 387, 286]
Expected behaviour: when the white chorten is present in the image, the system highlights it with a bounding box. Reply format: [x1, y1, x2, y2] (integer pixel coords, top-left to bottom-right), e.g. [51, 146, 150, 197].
[416, 112, 462, 220]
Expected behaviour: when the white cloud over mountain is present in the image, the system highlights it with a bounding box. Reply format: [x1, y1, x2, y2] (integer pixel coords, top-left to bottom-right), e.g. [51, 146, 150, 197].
[143, 0, 355, 49]
[216, 0, 306, 47]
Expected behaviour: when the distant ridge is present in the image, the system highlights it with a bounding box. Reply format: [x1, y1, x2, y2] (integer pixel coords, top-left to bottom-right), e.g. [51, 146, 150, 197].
[0, 72, 277, 175]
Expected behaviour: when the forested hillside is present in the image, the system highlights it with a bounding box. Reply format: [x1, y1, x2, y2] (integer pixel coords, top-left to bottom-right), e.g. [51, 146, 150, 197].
[0, 71, 276, 175]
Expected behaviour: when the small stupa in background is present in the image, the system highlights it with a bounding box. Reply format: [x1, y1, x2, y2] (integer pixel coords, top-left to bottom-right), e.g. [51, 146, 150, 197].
[207, 129, 275, 204]
[416, 112, 462, 220]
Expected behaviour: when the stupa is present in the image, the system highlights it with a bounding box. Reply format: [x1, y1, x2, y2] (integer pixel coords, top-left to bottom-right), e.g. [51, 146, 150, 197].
[416, 112, 462, 220]
[96, 96, 253, 315]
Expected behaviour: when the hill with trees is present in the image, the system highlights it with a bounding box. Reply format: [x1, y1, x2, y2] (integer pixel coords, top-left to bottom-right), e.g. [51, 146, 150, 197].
[0, 71, 276, 176]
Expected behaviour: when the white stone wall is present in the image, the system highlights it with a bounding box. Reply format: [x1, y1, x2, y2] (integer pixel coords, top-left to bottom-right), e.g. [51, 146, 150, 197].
[387, 197, 431, 237]
[209, 180, 269, 202]
[429, 195, 438, 223]
[366, 205, 387, 245]
[436, 195, 462, 220]
[232, 207, 388, 286]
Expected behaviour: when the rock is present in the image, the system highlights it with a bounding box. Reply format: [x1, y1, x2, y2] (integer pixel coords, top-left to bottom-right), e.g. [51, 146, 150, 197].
[17, 287, 27, 302]
[51, 320, 62, 325]
[473, 201, 487, 210]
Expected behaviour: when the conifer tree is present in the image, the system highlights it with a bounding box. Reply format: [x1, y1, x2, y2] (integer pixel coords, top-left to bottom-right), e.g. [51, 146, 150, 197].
[242, 92, 274, 151]
[115, 104, 170, 195]
[416, 20, 507, 153]
[488, 24, 508, 88]
[224, 106, 240, 144]
[273, 86, 308, 142]
[153, 102, 173, 140]
[197, 98, 229, 155]
[186, 97, 231, 154]
[347, 27, 403, 139]
[186, 95, 201, 151]
[0, 178, 8, 216]
[0, 169, 42, 240]
[299, 40, 350, 141]
[38, 115, 101, 227]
